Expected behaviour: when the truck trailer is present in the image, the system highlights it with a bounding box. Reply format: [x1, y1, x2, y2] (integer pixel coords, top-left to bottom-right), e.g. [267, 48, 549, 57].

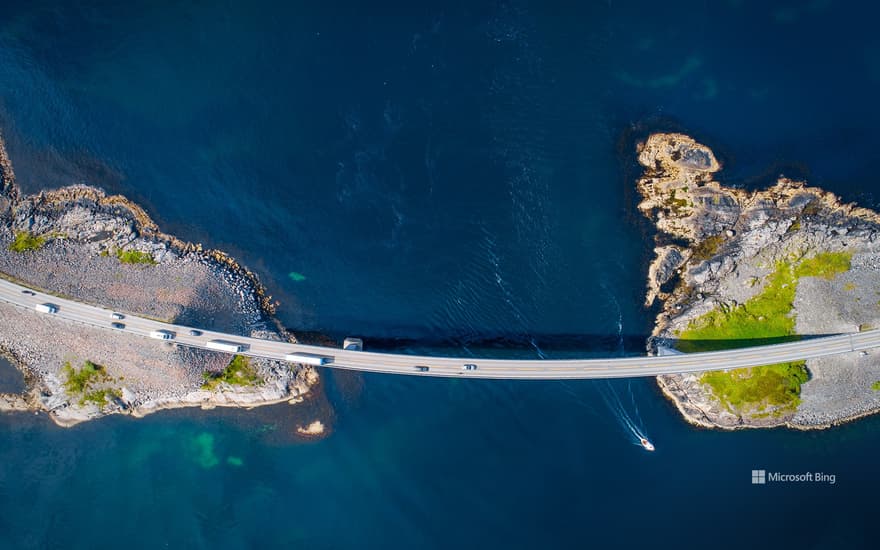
[34, 303, 58, 314]
[284, 352, 333, 366]
[149, 330, 175, 340]
[206, 339, 247, 353]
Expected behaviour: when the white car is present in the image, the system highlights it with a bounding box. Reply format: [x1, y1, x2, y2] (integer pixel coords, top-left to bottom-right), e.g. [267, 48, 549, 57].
[462, 364, 478, 371]
[111, 312, 125, 320]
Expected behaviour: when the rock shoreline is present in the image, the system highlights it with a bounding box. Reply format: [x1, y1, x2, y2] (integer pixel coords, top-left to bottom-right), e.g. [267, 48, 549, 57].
[0, 132, 323, 428]
[637, 133, 880, 430]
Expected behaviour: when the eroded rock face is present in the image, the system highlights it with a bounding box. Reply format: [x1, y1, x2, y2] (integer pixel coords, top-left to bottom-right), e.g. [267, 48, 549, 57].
[638, 133, 880, 318]
[638, 132, 880, 430]
[644, 245, 686, 305]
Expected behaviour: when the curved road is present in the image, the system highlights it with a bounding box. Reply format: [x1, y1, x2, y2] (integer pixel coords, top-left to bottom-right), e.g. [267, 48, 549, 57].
[2, 277, 879, 379]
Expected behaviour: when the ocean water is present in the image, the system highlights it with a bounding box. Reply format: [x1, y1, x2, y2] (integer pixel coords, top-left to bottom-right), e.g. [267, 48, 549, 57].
[1, 1, 879, 548]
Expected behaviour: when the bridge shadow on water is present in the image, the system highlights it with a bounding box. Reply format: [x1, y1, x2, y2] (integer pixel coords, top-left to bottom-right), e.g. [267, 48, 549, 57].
[293, 329, 844, 358]
[298, 331, 650, 356]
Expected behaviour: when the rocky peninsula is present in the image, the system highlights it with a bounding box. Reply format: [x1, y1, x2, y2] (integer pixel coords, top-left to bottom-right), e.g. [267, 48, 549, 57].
[0, 133, 320, 427]
[638, 133, 880, 429]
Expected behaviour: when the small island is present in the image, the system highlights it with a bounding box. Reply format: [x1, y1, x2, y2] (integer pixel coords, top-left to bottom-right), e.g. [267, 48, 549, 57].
[638, 133, 880, 429]
[3, 127, 880, 433]
[0, 133, 320, 427]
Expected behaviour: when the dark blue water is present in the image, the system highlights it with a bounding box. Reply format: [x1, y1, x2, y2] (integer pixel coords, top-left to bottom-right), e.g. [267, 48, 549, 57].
[1, 1, 879, 548]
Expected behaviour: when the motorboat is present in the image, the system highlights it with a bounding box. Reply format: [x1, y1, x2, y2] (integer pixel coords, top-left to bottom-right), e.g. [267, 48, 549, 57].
[640, 437, 655, 452]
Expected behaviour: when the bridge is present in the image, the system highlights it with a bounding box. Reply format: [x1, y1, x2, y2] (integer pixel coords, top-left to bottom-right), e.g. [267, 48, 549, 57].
[1, 277, 878, 379]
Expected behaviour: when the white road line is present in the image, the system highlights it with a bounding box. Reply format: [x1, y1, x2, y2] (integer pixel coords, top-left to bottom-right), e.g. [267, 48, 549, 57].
[2, 277, 879, 379]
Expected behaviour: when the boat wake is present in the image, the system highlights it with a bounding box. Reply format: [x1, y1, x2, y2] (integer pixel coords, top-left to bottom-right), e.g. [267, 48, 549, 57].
[598, 280, 655, 452]
[598, 380, 654, 452]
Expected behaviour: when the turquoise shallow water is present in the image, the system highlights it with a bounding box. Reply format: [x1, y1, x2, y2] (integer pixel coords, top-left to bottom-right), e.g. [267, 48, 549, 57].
[1, 1, 880, 548]
[2, 372, 879, 548]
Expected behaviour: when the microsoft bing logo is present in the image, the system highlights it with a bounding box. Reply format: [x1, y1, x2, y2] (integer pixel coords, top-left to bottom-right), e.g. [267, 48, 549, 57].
[751, 470, 766, 484]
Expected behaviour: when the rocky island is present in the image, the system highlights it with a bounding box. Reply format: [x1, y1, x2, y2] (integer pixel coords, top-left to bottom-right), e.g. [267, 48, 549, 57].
[638, 133, 880, 429]
[4, 125, 880, 434]
[0, 133, 320, 428]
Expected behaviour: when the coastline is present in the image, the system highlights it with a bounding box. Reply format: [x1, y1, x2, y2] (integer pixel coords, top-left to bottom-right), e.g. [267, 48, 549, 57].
[637, 133, 880, 430]
[0, 131, 327, 429]
[5, 125, 880, 433]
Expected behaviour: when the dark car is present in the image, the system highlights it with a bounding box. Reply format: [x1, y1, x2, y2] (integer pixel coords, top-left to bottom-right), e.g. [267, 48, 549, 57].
[21, 290, 35, 296]
[188, 329, 203, 337]
[111, 322, 125, 330]
[415, 365, 430, 372]
[462, 364, 478, 371]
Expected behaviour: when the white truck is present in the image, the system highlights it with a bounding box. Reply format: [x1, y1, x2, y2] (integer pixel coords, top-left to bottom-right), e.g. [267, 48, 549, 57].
[206, 340, 247, 353]
[149, 330, 175, 340]
[284, 352, 333, 366]
[34, 303, 58, 314]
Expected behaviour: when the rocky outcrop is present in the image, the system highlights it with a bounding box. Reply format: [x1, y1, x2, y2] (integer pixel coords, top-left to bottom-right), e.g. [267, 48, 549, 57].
[0, 392, 31, 413]
[296, 419, 326, 437]
[12, 183, 284, 330]
[638, 133, 880, 429]
[0, 135, 17, 222]
[0, 131, 321, 427]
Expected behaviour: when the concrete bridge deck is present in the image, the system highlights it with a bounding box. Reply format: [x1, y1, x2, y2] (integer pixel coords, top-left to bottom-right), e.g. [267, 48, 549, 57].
[2, 277, 878, 379]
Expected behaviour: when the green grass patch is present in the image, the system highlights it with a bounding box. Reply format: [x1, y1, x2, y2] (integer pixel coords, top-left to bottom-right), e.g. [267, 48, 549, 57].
[62, 360, 107, 395]
[82, 388, 121, 406]
[8, 231, 48, 252]
[677, 251, 852, 414]
[795, 251, 852, 280]
[202, 356, 261, 390]
[676, 263, 798, 353]
[701, 363, 809, 412]
[116, 248, 156, 265]
[62, 360, 119, 407]
[872, 381, 880, 391]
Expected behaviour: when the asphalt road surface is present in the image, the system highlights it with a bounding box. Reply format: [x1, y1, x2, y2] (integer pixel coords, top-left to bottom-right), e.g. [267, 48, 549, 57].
[2, 277, 878, 379]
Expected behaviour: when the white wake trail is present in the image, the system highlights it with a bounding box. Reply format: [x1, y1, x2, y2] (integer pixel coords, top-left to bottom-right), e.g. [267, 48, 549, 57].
[597, 280, 653, 450]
